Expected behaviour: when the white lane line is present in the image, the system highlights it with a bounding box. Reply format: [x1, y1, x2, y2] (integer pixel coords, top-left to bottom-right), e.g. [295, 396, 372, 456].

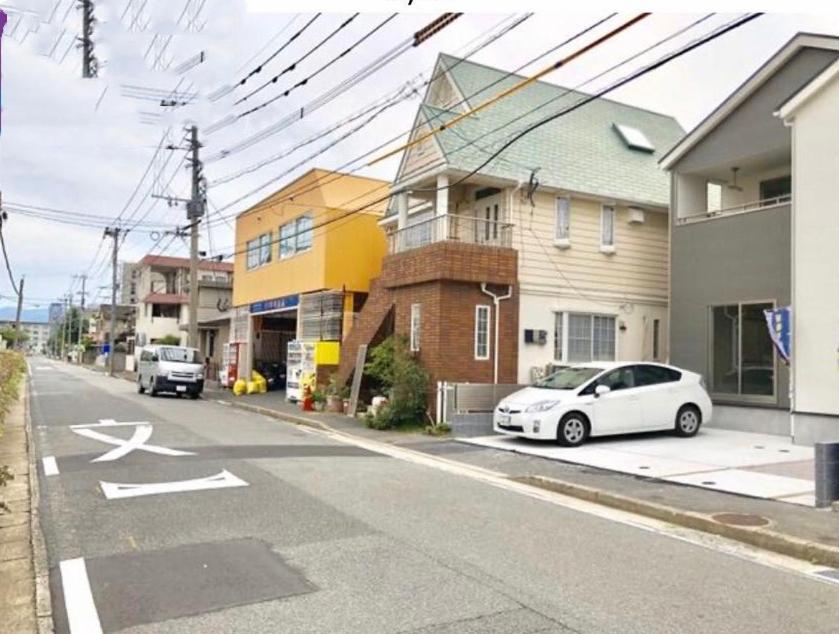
[42, 456, 59, 476]
[59, 558, 103, 634]
[299, 424, 839, 588]
[99, 469, 249, 500]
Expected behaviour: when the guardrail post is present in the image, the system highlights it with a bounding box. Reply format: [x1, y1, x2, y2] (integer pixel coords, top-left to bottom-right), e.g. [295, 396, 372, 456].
[815, 441, 839, 508]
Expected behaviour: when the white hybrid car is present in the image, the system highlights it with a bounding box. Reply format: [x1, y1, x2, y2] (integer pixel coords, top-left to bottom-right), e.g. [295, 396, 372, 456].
[494, 362, 712, 447]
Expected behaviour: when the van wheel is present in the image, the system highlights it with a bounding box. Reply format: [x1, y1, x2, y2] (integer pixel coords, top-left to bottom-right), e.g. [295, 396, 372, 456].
[675, 405, 701, 437]
[189, 393, 200, 400]
[137, 376, 145, 394]
[557, 412, 589, 447]
[149, 376, 158, 397]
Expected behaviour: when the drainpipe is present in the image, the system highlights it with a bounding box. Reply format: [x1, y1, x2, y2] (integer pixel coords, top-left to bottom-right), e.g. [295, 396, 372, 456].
[481, 283, 513, 384]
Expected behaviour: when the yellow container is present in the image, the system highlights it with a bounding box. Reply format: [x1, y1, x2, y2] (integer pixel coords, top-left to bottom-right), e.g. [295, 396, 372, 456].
[314, 341, 340, 365]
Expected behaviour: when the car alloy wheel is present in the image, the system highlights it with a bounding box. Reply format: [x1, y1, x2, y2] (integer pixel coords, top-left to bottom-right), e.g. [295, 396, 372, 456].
[557, 413, 588, 447]
[675, 405, 701, 437]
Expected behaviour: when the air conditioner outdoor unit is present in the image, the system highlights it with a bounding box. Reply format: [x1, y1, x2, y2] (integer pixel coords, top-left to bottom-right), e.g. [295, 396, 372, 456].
[628, 207, 645, 224]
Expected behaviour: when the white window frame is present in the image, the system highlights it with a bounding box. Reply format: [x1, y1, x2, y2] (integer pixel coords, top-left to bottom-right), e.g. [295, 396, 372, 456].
[555, 197, 571, 248]
[652, 318, 661, 361]
[553, 312, 565, 362]
[474, 305, 491, 360]
[279, 213, 314, 260]
[410, 303, 421, 352]
[555, 311, 617, 363]
[600, 205, 616, 253]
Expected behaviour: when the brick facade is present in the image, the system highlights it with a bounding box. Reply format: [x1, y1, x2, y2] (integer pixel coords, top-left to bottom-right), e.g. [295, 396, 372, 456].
[338, 241, 519, 412]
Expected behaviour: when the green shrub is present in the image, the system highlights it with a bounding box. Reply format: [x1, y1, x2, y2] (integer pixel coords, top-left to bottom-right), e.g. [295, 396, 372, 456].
[364, 336, 429, 429]
[0, 351, 25, 492]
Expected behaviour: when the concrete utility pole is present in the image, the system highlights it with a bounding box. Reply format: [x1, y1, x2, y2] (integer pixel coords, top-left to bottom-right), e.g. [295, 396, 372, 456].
[66, 292, 74, 361]
[104, 227, 120, 376]
[13, 276, 23, 350]
[187, 125, 205, 350]
[74, 273, 87, 350]
[79, 0, 98, 78]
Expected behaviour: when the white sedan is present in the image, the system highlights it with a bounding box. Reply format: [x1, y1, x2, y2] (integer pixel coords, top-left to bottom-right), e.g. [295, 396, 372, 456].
[494, 362, 712, 447]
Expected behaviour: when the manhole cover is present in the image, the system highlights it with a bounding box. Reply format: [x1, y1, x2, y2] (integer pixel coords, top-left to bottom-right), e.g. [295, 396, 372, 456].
[712, 512, 771, 527]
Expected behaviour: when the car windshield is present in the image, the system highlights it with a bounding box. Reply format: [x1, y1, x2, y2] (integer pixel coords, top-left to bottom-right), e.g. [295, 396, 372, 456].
[534, 366, 603, 389]
[158, 347, 201, 364]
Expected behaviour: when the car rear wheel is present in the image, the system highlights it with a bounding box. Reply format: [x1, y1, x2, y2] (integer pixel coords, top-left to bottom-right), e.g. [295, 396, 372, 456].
[148, 376, 158, 397]
[137, 376, 145, 394]
[675, 404, 701, 437]
[557, 412, 589, 447]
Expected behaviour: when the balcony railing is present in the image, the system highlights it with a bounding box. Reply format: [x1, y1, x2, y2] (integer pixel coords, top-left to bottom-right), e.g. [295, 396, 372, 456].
[388, 213, 514, 254]
[678, 194, 791, 225]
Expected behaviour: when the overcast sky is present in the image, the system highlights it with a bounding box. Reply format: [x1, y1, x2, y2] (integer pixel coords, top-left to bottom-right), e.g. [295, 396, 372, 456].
[2, 4, 839, 310]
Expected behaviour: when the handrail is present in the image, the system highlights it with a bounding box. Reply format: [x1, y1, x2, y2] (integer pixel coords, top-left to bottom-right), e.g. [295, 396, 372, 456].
[678, 194, 791, 225]
[388, 213, 514, 254]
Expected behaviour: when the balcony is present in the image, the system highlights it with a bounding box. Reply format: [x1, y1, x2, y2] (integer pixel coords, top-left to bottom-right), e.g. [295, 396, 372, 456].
[677, 194, 791, 226]
[387, 213, 513, 255]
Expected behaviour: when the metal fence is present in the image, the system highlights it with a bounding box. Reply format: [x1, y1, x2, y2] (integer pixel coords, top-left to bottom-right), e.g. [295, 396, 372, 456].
[437, 381, 526, 423]
[388, 214, 514, 255]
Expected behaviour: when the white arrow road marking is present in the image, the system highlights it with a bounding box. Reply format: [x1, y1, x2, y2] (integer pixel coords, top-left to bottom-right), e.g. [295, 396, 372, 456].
[99, 469, 249, 500]
[71, 425, 194, 462]
[42, 456, 59, 476]
[59, 558, 102, 634]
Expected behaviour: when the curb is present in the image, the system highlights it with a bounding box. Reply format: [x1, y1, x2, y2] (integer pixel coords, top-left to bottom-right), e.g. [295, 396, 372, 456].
[24, 375, 54, 634]
[515, 474, 839, 570]
[221, 396, 839, 569]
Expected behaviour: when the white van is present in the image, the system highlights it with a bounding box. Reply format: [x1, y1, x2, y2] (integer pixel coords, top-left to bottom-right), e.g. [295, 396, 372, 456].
[137, 345, 204, 398]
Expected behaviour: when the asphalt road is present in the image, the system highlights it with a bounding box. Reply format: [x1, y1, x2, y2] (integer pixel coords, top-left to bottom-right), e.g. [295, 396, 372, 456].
[29, 359, 839, 633]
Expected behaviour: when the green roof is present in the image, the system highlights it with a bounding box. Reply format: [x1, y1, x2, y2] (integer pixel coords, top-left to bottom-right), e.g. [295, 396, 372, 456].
[404, 53, 684, 207]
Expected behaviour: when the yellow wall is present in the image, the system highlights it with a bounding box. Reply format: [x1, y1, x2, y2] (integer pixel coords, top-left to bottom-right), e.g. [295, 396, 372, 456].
[233, 169, 388, 307]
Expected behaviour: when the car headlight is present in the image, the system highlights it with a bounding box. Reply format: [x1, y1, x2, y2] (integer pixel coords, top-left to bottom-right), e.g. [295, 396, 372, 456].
[196, 372, 204, 380]
[525, 400, 562, 413]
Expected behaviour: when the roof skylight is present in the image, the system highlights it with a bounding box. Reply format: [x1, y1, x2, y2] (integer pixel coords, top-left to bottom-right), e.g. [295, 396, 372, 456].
[613, 123, 655, 153]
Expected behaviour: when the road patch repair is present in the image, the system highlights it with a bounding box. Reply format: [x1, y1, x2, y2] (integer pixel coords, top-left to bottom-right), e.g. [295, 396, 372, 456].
[461, 428, 816, 505]
[52, 539, 314, 632]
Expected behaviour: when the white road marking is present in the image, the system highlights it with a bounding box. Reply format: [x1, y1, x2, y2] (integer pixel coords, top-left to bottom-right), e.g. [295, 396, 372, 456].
[299, 424, 839, 588]
[70, 419, 147, 429]
[71, 425, 194, 462]
[99, 469, 249, 500]
[59, 558, 103, 634]
[42, 456, 59, 476]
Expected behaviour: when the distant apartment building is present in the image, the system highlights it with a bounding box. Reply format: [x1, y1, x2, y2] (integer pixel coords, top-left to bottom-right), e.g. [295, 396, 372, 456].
[0, 319, 50, 353]
[132, 255, 234, 367]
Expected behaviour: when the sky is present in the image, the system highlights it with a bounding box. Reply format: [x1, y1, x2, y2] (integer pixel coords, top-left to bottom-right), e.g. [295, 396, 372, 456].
[2, 3, 839, 311]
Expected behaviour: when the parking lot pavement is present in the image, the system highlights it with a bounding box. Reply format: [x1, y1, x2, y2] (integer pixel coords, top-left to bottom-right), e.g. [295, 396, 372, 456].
[461, 428, 815, 505]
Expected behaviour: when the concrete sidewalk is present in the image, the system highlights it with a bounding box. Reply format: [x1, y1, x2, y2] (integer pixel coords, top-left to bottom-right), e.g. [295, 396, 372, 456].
[0, 380, 50, 634]
[209, 386, 839, 568]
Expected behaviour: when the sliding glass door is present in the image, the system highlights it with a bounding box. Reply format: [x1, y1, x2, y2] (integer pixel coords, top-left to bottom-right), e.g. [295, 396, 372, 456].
[710, 301, 775, 400]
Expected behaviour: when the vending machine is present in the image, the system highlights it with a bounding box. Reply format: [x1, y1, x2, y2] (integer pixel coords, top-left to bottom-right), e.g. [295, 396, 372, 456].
[286, 340, 340, 401]
[220, 342, 239, 388]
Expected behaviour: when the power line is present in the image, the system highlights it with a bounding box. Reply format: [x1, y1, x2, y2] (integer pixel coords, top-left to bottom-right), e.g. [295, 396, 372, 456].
[207, 13, 762, 262]
[236, 14, 398, 118]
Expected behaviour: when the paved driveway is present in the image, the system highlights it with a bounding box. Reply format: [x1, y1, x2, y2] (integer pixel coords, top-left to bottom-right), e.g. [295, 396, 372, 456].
[462, 428, 816, 505]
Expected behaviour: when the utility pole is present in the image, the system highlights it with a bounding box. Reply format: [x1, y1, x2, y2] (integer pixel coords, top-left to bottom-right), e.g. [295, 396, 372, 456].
[66, 291, 74, 362]
[79, 0, 98, 78]
[74, 273, 87, 350]
[186, 125, 205, 350]
[13, 276, 24, 351]
[104, 227, 120, 376]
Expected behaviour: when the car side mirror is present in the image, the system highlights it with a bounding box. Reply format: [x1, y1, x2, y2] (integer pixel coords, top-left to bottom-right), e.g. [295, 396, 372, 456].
[594, 384, 611, 398]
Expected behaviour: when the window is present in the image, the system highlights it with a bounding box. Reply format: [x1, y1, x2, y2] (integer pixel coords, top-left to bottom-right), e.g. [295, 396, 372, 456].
[475, 305, 490, 360]
[634, 364, 680, 386]
[410, 304, 421, 352]
[759, 175, 791, 203]
[711, 301, 775, 398]
[706, 181, 723, 213]
[246, 233, 272, 269]
[555, 197, 570, 243]
[279, 214, 313, 259]
[560, 312, 616, 363]
[151, 303, 179, 318]
[553, 312, 563, 361]
[652, 319, 661, 360]
[597, 366, 636, 391]
[600, 205, 616, 249]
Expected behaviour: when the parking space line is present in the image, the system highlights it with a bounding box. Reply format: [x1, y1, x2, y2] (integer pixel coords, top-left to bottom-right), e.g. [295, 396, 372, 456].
[42, 456, 59, 476]
[59, 558, 102, 634]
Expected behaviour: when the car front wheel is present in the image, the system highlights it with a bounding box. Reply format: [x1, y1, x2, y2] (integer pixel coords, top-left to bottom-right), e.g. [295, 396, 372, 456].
[674, 405, 701, 437]
[557, 412, 589, 447]
[149, 376, 158, 397]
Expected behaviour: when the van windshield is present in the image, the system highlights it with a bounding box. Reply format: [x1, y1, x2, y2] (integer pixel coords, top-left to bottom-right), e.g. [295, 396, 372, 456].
[534, 366, 602, 389]
[159, 347, 201, 364]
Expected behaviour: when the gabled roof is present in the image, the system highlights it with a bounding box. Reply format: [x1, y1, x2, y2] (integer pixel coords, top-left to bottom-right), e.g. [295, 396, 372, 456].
[777, 57, 839, 119]
[395, 53, 684, 208]
[660, 32, 839, 170]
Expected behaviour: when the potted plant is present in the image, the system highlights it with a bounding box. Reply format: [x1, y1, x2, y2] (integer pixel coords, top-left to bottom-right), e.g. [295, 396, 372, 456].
[312, 388, 327, 412]
[325, 375, 345, 413]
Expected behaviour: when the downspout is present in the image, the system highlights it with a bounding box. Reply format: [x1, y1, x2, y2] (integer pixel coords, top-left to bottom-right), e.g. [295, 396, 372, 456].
[481, 283, 513, 384]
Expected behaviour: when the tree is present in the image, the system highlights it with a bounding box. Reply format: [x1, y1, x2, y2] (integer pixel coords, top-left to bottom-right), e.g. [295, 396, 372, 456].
[364, 335, 429, 429]
[0, 326, 28, 347]
[157, 334, 181, 345]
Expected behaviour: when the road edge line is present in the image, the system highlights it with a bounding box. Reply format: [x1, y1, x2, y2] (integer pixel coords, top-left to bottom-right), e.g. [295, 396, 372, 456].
[219, 397, 839, 571]
[25, 373, 55, 634]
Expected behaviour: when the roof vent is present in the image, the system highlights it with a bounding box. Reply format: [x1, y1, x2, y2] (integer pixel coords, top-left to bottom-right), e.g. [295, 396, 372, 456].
[613, 123, 655, 153]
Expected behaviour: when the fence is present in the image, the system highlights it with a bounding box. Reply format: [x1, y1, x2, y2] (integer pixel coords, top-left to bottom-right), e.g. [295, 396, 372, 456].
[388, 213, 514, 255]
[437, 381, 526, 424]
